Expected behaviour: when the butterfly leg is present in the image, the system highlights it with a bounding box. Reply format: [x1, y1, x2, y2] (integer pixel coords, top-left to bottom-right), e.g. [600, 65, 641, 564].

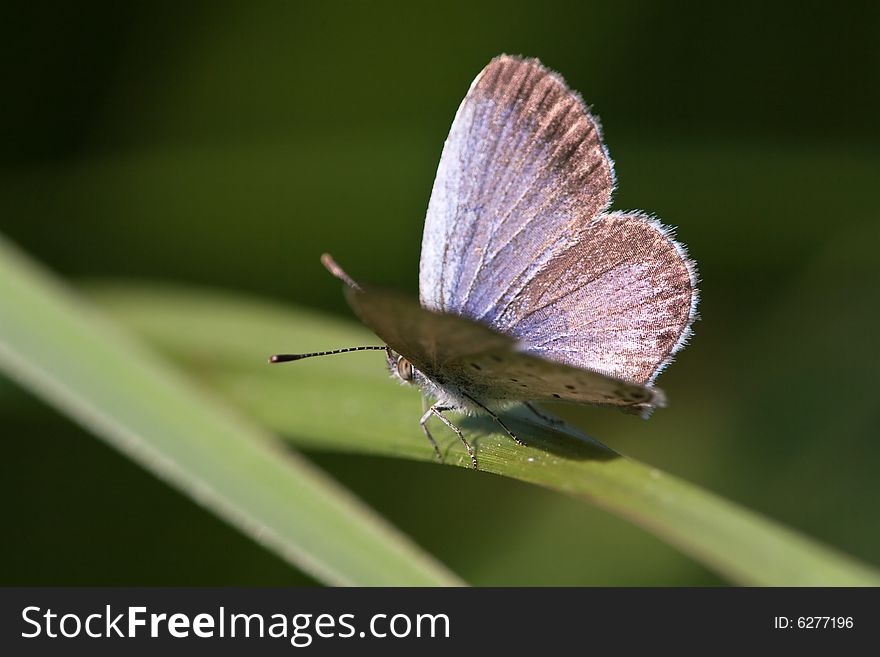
[463, 393, 528, 448]
[485, 408, 528, 448]
[418, 407, 444, 463]
[524, 401, 564, 426]
[427, 405, 478, 470]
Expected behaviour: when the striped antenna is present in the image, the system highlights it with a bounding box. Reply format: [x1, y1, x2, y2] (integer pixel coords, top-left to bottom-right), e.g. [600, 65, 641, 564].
[268, 346, 387, 364]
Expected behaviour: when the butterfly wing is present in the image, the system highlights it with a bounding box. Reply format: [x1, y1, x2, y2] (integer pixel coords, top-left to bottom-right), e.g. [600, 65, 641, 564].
[419, 55, 697, 387]
[419, 55, 614, 320]
[495, 212, 698, 385]
[342, 283, 663, 415]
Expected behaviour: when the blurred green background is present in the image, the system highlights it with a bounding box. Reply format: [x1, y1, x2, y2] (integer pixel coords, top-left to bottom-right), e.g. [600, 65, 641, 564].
[2, 1, 879, 585]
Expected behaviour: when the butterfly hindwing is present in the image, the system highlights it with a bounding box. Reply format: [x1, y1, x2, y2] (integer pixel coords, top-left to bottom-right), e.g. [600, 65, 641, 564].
[496, 212, 698, 385]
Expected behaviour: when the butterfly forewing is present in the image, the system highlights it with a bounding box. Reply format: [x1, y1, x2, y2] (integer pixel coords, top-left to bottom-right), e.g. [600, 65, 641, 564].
[420, 55, 615, 321]
[345, 285, 662, 414]
[344, 285, 512, 375]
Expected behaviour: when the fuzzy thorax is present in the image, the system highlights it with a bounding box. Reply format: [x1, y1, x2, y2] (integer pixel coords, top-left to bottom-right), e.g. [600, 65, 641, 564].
[386, 349, 515, 415]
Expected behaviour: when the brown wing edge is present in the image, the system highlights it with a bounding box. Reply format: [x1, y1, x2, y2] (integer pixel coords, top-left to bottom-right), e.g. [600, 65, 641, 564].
[630, 213, 701, 386]
[476, 54, 618, 196]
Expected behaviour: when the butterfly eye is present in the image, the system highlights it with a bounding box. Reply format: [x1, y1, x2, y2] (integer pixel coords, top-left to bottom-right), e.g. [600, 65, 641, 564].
[396, 357, 414, 382]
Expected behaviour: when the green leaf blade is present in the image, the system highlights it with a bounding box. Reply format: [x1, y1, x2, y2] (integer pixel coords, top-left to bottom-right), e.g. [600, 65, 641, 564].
[92, 282, 880, 587]
[0, 237, 463, 586]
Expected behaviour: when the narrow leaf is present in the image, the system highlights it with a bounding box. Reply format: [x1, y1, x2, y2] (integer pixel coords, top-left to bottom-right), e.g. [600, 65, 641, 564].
[93, 283, 880, 587]
[0, 237, 462, 586]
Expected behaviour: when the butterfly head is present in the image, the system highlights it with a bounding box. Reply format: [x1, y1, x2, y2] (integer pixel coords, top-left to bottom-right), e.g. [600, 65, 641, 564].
[386, 349, 419, 387]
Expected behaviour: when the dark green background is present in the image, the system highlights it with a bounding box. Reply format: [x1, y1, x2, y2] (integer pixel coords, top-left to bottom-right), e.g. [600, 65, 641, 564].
[2, 1, 878, 585]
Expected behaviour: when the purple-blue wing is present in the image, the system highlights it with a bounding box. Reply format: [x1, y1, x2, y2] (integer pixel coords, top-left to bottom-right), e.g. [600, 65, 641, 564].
[419, 55, 698, 386]
[496, 212, 698, 385]
[419, 55, 614, 321]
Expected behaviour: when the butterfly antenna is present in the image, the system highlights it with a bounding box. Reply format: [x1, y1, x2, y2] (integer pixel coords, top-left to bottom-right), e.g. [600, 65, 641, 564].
[269, 346, 387, 364]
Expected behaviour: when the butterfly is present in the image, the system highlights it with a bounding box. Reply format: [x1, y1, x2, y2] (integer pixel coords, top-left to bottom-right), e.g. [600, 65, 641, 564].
[271, 55, 698, 469]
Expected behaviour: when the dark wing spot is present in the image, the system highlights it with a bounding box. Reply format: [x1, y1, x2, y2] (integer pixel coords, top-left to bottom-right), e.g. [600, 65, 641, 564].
[510, 378, 519, 383]
[625, 389, 649, 402]
[470, 362, 482, 371]
[615, 388, 645, 403]
[552, 393, 561, 399]
[565, 384, 576, 390]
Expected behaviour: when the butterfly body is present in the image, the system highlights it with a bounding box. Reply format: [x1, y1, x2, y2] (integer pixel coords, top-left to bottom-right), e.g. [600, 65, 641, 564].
[275, 55, 698, 469]
[387, 350, 510, 417]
